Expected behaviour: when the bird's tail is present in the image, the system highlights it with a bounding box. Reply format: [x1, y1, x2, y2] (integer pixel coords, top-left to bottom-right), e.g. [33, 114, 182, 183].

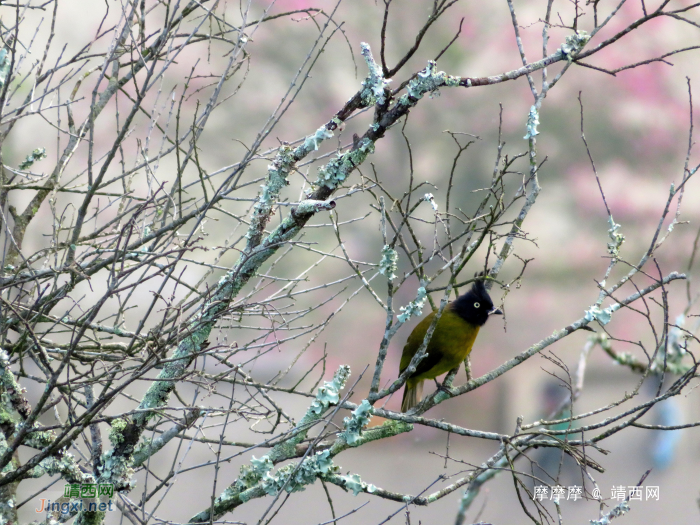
[401, 381, 423, 412]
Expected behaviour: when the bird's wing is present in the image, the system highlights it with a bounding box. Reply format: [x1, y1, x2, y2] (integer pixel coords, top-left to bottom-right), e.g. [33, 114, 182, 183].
[399, 312, 443, 377]
[409, 343, 444, 379]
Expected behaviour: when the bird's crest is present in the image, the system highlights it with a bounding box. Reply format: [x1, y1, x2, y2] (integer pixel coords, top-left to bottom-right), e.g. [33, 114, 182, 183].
[470, 271, 490, 298]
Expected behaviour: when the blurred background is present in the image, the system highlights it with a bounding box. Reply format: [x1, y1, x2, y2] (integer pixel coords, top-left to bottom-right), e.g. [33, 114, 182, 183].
[12, 0, 700, 523]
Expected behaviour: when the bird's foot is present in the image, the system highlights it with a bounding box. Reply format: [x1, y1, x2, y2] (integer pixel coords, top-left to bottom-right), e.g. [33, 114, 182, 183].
[433, 379, 455, 399]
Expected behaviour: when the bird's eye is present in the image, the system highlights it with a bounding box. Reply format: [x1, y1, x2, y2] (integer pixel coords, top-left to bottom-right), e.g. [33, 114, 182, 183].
[474, 302, 480, 308]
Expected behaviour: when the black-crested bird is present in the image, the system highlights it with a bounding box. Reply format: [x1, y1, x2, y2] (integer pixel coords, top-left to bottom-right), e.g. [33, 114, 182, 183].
[399, 278, 502, 412]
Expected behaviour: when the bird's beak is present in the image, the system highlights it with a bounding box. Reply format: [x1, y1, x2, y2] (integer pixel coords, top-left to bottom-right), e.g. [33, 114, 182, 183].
[489, 307, 503, 316]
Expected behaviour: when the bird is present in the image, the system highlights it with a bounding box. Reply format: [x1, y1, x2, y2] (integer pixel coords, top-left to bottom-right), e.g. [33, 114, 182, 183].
[399, 277, 502, 412]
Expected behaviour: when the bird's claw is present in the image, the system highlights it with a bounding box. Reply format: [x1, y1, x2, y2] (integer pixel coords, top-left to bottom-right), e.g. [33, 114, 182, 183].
[433, 379, 455, 398]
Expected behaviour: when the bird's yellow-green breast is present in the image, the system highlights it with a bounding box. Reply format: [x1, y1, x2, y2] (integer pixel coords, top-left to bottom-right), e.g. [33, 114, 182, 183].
[399, 304, 480, 385]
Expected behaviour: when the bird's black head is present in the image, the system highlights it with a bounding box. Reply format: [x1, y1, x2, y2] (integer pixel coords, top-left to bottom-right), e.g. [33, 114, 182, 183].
[451, 279, 502, 326]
